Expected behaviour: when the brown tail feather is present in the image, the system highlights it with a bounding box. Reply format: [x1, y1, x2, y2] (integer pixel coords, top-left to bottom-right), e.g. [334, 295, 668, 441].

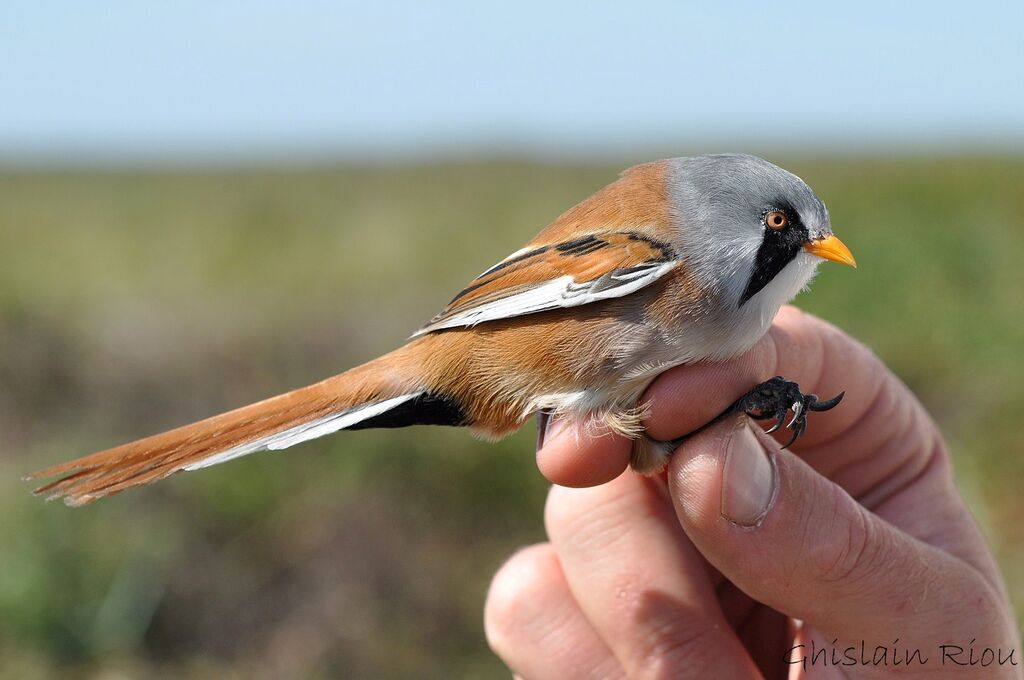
[27, 345, 424, 506]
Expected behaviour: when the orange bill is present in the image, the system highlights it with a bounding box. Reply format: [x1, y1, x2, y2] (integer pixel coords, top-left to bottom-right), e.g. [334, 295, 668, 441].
[804, 234, 856, 268]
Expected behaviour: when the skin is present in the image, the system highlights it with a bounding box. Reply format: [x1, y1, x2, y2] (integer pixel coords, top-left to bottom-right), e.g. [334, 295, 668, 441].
[485, 306, 1022, 679]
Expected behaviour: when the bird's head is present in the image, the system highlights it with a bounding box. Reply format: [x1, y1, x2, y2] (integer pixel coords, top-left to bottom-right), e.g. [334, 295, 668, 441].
[668, 154, 855, 315]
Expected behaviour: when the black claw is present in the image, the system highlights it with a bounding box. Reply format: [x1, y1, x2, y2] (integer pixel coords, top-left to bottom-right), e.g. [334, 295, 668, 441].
[808, 391, 845, 412]
[765, 408, 786, 434]
[730, 376, 845, 448]
[781, 427, 801, 450]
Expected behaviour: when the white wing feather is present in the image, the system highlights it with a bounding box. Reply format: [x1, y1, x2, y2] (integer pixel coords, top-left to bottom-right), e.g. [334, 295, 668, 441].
[417, 261, 676, 334]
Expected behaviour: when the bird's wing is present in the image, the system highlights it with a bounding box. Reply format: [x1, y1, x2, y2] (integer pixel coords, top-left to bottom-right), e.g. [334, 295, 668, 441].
[413, 231, 678, 336]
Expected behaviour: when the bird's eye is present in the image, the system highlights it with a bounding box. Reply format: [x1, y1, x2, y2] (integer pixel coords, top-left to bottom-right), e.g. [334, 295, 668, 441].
[765, 210, 788, 230]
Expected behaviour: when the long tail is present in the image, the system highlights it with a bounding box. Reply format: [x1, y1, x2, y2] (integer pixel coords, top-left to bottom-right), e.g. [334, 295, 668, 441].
[27, 340, 465, 506]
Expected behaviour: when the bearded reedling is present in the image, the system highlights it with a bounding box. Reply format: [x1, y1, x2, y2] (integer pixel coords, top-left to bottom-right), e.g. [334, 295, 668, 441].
[29, 154, 855, 506]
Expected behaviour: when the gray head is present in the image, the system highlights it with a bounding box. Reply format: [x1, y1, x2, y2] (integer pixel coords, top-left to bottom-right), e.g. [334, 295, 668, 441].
[666, 154, 854, 312]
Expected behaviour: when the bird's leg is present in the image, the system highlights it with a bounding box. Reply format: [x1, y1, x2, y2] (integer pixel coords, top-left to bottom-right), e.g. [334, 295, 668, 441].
[645, 376, 845, 462]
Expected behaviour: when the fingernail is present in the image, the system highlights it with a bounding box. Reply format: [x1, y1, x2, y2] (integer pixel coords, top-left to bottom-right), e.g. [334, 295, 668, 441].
[721, 420, 776, 527]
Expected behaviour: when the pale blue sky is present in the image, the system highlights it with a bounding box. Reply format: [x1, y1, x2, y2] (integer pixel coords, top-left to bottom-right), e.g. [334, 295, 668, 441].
[1, 1, 1021, 162]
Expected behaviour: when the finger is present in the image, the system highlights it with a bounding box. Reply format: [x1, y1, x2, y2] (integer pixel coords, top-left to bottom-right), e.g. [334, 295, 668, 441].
[536, 415, 631, 488]
[536, 306, 899, 490]
[668, 415, 1018, 652]
[783, 623, 850, 680]
[714, 584, 795, 679]
[643, 305, 950, 510]
[485, 544, 624, 680]
[735, 605, 792, 680]
[644, 305, 880, 446]
[545, 470, 760, 678]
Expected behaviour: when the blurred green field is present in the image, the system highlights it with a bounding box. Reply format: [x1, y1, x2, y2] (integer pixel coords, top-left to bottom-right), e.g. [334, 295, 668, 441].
[1, 156, 1022, 678]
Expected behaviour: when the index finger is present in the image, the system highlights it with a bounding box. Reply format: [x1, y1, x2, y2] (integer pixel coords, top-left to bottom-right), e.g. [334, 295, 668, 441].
[645, 305, 880, 445]
[537, 306, 888, 488]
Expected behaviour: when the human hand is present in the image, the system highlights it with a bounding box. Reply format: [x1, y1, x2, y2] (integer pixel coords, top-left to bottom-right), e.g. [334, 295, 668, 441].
[485, 306, 1021, 678]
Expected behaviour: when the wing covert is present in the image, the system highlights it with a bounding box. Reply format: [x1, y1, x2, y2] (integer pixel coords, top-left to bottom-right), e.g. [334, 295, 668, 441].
[414, 231, 678, 336]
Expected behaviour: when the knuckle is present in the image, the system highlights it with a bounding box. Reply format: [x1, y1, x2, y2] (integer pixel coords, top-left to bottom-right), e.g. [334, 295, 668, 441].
[543, 484, 578, 533]
[606, 576, 724, 679]
[544, 483, 627, 543]
[484, 544, 559, 655]
[629, 619, 721, 680]
[807, 485, 879, 587]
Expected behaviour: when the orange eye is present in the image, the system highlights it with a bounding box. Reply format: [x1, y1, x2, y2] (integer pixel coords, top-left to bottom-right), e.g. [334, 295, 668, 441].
[765, 210, 788, 230]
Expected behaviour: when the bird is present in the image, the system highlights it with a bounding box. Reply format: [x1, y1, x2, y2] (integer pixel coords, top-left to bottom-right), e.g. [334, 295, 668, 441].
[28, 153, 856, 506]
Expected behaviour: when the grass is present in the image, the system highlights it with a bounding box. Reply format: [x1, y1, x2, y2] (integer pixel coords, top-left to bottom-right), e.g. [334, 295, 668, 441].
[1, 155, 1021, 677]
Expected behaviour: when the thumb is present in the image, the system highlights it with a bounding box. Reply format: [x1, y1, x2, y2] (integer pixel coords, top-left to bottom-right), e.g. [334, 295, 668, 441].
[667, 415, 1007, 648]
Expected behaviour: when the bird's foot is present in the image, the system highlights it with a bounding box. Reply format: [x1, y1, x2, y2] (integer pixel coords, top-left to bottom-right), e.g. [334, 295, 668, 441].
[639, 376, 846, 470]
[732, 376, 845, 449]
